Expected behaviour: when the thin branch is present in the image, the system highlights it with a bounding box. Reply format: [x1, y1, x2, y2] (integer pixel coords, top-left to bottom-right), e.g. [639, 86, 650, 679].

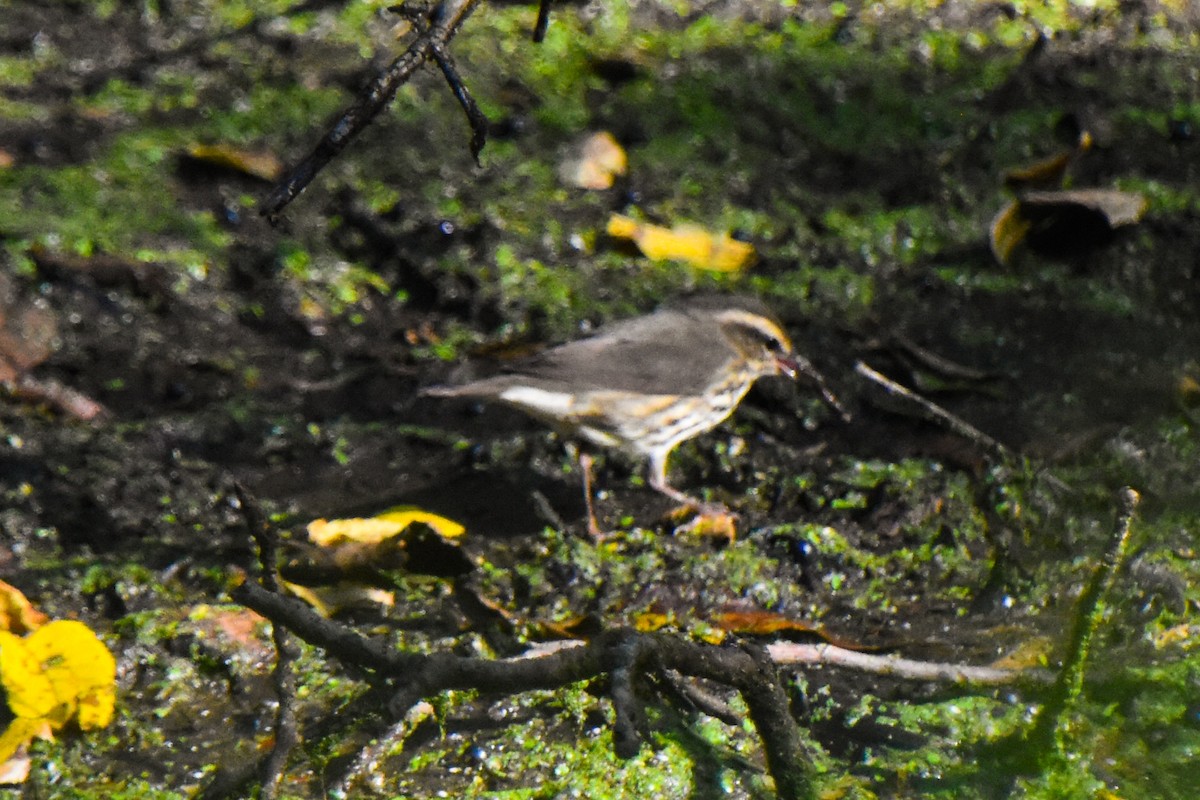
[234, 579, 817, 799]
[261, 0, 483, 218]
[855, 360, 1013, 458]
[430, 41, 488, 164]
[234, 484, 301, 800]
[767, 641, 1048, 687]
[533, 0, 553, 42]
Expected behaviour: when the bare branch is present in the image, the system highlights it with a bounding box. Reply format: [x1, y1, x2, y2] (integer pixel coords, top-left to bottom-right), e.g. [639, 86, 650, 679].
[430, 41, 488, 164]
[261, 0, 483, 219]
[855, 360, 1013, 458]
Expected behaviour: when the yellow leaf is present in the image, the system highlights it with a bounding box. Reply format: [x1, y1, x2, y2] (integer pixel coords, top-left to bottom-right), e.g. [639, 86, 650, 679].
[308, 507, 465, 547]
[0, 717, 49, 768]
[0, 631, 59, 721]
[282, 581, 394, 617]
[989, 201, 1032, 265]
[606, 214, 755, 272]
[560, 131, 627, 190]
[186, 143, 284, 182]
[375, 507, 466, 540]
[24, 621, 117, 730]
[0, 582, 48, 634]
[633, 612, 671, 632]
[990, 636, 1054, 670]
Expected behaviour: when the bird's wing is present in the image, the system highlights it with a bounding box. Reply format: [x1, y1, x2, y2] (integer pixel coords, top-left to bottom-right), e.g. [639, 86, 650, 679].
[510, 309, 735, 396]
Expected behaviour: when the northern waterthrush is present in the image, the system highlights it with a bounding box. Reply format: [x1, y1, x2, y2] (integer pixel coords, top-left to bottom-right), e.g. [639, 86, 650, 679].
[424, 297, 816, 522]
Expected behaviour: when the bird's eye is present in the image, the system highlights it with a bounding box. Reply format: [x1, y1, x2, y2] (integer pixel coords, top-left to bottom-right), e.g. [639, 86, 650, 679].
[765, 336, 785, 353]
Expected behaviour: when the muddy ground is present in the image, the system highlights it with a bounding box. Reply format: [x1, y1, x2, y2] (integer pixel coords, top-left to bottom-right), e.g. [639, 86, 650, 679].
[1, 1, 1199, 798]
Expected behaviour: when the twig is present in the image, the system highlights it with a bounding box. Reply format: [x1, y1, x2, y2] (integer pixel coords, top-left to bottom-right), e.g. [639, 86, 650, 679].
[533, 0, 554, 42]
[5, 374, 107, 421]
[261, 0, 483, 218]
[766, 641, 1048, 687]
[430, 41, 488, 164]
[234, 579, 818, 800]
[855, 360, 1012, 458]
[234, 484, 301, 800]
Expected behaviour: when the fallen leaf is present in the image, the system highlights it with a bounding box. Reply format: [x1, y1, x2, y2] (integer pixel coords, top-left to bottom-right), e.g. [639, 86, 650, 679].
[560, 131, 627, 190]
[307, 507, 465, 547]
[24, 621, 117, 730]
[634, 612, 672, 632]
[673, 508, 738, 542]
[282, 581, 395, 617]
[990, 188, 1146, 265]
[0, 275, 56, 383]
[712, 610, 826, 637]
[607, 214, 756, 272]
[184, 143, 284, 182]
[990, 636, 1054, 670]
[1003, 130, 1093, 191]
[0, 620, 116, 764]
[1020, 188, 1148, 228]
[0, 582, 48, 635]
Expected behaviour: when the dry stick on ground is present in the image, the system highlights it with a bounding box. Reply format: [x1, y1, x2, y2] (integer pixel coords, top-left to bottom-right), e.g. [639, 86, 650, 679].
[261, 0, 484, 218]
[855, 360, 1013, 459]
[234, 578, 818, 800]
[234, 484, 301, 800]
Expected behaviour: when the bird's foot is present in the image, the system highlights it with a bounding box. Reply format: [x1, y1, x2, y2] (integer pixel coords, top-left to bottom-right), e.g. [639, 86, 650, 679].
[665, 502, 739, 542]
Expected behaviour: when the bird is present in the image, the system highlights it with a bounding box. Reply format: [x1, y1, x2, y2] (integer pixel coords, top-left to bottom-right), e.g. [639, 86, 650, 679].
[423, 297, 834, 532]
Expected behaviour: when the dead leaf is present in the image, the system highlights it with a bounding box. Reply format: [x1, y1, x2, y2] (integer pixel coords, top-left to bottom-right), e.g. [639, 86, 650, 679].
[0, 620, 117, 764]
[634, 612, 672, 632]
[560, 131, 627, 190]
[607, 214, 756, 272]
[183, 143, 284, 182]
[712, 610, 826, 637]
[990, 636, 1054, 670]
[1003, 130, 1093, 191]
[672, 508, 738, 542]
[282, 581, 395, 617]
[0, 275, 56, 383]
[307, 507, 465, 547]
[1020, 188, 1148, 228]
[0, 582, 48, 635]
[990, 188, 1146, 265]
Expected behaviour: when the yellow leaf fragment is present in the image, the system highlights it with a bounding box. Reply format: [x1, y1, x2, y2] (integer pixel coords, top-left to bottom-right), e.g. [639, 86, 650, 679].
[0, 717, 48, 771]
[560, 131, 627, 190]
[375, 506, 466, 540]
[0, 620, 117, 766]
[283, 581, 395, 617]
[0, 582, 48, 634]
[990, 636, 1054, 670]
[25, 621, 117, 730]
[0, 631, 58, 721]
[607, 214, 756, 272]
[186, 143, 284, 182]
[633, 612, 671, 633]
[308, 507, 464, 547]
[989, 200, 1032, 266]
[1152, 623, 1196, 650]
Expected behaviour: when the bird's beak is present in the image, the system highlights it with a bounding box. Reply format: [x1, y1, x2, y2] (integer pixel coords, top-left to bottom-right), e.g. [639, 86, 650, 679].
[775, 355, 799, 379]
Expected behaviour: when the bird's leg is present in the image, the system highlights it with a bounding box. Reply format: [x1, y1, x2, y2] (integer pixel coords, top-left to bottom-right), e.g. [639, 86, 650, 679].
[647, 453, 733, 520]
[578, 452, 604, 539]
